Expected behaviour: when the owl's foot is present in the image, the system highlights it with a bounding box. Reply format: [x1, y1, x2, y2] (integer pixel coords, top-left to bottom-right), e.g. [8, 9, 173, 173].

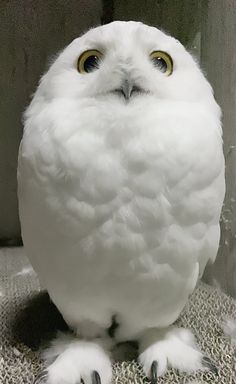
[34, 369, 103, 384]
[138, 327, 217, 380]
[34, 333, 112, 384]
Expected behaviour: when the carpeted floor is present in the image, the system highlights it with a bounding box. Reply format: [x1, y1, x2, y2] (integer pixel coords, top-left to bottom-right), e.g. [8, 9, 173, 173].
[0, 247, 236, 384]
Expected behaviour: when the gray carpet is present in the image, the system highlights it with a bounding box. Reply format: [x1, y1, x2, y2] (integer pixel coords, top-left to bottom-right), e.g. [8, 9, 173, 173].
[0, 247, 236, 384]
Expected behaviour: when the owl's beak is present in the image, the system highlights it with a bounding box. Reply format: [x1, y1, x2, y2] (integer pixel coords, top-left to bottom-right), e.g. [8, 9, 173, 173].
[121, 79, 133, 100]
[114, 79, 144, 100]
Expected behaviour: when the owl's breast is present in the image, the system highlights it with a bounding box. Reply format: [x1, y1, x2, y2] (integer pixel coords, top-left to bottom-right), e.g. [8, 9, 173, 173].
[19, 98, 224, 274]
[18, 98, 225, 329]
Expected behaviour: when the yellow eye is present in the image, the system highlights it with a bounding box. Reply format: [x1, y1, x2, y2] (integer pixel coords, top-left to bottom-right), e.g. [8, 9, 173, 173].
[150, 51, 173, 76]
[77, 50, 103, 74]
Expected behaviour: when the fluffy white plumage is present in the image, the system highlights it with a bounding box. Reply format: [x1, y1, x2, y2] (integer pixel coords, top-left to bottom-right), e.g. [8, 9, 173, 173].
[18, 21, 225, 382]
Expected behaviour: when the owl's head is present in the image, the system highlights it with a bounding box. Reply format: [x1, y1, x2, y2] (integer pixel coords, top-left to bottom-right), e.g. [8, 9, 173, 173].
[38, 21, 217, 110]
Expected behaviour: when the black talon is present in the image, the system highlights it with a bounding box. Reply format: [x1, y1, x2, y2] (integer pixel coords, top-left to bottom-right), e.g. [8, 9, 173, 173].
[33, 370, 48, 384]
[92, 370, 101, 384]
[202, 356, 218, 375]
[150, 361, 158, 384]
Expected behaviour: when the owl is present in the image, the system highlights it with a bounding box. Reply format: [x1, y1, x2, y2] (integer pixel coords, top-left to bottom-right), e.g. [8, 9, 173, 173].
[18, 21, 225, 384]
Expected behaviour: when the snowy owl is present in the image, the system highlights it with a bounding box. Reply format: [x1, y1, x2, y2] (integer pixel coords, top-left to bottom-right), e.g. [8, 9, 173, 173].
[18, 21, 225, 384]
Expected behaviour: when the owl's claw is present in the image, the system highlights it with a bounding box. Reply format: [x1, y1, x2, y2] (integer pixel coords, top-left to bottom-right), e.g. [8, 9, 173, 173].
[202, 356, 218, 375]
[92, 370, 101, 384]
[33, 369, 102, 384]
[150, 360, 158, 384]
[33, 370, 48, 384]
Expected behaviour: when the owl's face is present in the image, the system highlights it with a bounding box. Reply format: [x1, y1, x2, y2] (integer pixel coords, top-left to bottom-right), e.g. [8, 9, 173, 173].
[39, 21, 215, 107]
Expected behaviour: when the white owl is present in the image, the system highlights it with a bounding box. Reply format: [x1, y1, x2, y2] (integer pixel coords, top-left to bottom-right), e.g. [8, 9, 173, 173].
[18, 21, 225, 384]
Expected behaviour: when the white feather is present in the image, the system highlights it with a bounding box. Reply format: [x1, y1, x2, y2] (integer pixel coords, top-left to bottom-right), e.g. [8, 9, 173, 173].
[18, 21, 225, 380]
[222, 318, 236, 346]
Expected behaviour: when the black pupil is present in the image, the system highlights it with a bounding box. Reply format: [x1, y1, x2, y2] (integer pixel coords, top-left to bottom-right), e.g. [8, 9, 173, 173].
[152, 57, 167, 72]
[84, 55, 99, 72]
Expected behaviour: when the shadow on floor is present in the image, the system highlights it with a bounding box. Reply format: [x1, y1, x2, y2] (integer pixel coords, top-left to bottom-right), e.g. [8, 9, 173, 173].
[12, 291, 69, 350]
[11, 291, 138, 361]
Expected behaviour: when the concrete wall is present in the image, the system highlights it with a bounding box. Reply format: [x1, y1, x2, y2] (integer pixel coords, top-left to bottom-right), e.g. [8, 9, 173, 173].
[113, 0, 202, 53]
[0, 0, 102, 245]
[201, 0, 236, 297]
